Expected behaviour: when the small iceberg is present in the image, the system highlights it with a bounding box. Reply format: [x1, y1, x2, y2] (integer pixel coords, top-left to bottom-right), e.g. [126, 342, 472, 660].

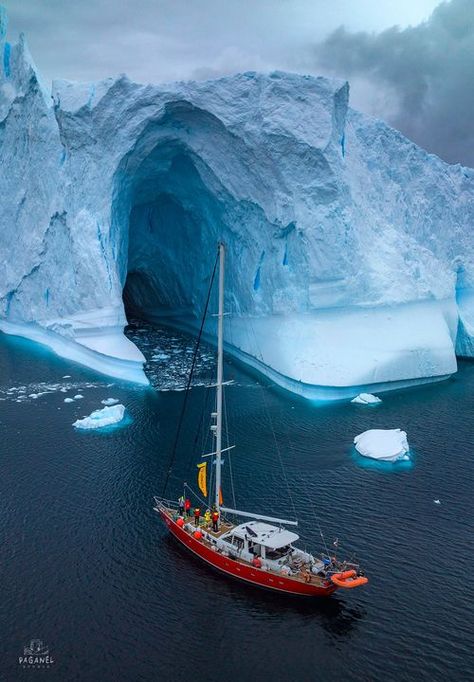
[101, 397, 119, 406]
[73, 404, 126, 430]
[351, 393, 382, 405]
[64, 397, 74, 403]
[74, 394, 84, 400]
[354, 428, 410, 462]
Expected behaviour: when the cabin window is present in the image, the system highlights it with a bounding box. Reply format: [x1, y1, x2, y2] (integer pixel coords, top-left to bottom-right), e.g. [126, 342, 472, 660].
[224, 535, 244, 550]
[265, 545, 291, 561]
[249, 542, 261, 556]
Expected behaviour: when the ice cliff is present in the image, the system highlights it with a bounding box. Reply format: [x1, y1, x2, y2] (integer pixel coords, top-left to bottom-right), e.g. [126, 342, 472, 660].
[1, 13, 473, 399]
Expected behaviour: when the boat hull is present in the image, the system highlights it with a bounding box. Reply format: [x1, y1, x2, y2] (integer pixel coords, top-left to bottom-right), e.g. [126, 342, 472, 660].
[159, 510, 338, 597]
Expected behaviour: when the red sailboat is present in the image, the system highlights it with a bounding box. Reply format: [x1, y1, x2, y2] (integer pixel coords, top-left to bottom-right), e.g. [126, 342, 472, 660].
[154, 243, 368, 597]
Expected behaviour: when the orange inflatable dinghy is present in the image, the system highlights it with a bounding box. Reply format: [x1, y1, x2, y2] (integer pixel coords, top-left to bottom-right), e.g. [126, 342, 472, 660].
[330, 570, 369, 589]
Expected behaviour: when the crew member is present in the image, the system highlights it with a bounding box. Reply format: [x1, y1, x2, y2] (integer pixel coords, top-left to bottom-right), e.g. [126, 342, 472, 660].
[184, 498, 191, 517]
[211, 508, 219, 533]
[193, 506, 201, 527]
[178, 495, 185, 516]
[204, 509, 211, 527]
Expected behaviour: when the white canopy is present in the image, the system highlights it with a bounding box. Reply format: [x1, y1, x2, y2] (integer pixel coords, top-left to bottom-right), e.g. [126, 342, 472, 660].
[233, 521, 299, 549]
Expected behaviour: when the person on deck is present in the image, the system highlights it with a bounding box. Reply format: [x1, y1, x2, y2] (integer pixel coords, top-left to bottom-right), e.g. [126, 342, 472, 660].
[184, 498, 191, 517]
[178, 496, 185, 516]
[211, 508, 219, 533]
[204, 509, 211, 527]
[193, 507, 201, 527]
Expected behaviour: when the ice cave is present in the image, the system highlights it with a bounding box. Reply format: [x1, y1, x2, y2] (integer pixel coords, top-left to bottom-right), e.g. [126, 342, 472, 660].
[0, 19, 473, 399]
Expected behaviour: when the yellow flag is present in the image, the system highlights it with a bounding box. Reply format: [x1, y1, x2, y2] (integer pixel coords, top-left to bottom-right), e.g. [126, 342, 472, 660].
[197, 462, 207, 497]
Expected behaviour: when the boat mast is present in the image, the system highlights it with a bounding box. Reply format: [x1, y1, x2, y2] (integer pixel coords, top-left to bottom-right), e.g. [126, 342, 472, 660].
[215, 242, 225, 512]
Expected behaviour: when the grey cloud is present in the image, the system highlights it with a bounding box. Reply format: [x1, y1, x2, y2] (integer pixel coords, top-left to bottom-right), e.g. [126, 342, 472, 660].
[316, 0, 474, 166]
[1, 0, 440, 85]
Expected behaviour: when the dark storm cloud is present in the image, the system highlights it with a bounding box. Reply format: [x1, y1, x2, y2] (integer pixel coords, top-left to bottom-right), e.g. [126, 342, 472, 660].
[1, 0, 440, 84]
[316, 0, 474, 166]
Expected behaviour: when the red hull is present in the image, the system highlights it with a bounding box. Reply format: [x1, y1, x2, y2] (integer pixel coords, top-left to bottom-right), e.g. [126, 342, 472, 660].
[160, 510, 338, 597]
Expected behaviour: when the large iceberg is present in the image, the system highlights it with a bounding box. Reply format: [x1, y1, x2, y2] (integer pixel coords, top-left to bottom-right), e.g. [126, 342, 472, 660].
[0, 11, 473, 399]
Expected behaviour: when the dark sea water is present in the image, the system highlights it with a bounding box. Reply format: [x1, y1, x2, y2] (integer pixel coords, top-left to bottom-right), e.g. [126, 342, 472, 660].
[1, 324, 473, 682]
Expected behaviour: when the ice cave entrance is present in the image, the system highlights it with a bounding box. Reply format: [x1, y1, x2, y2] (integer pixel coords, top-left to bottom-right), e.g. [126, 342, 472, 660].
[119, 137, 228, 331]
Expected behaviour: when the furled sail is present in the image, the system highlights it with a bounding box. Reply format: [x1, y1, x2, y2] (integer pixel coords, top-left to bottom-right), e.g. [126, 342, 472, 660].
[197, 462, 207, 497]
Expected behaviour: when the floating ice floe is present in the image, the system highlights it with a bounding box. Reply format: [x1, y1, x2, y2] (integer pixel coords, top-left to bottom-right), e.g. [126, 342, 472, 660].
[73, 404, 126, 430]
[152, 353, 170, 361]
[351, 393, 382, 405]
[101, 397, 119, 406]
[73, 394, 84, 400]
[434, 499, 441, 505]
[64, 398, 74, 403]
[354, 428, 410, 462]
[62, 375, 71, 379]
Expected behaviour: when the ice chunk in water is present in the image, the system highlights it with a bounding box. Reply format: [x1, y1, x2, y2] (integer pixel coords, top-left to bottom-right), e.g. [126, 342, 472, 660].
[101, 397, 119, 406]
[73, 404, 126, 430]
[351, 393, 382, 405]
[354, 428, 409, 462]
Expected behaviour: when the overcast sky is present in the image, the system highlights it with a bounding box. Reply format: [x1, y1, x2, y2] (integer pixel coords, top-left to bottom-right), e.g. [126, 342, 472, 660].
[1, 0, 472, 166]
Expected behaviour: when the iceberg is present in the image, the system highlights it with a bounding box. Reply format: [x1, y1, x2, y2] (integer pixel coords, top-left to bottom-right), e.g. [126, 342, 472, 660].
[73, 404, 126, 430]
[0, 9, 473, 399]
[101, 397, 119, 406]
[354, 429, 410, 462]
[351, 393, 382, 405]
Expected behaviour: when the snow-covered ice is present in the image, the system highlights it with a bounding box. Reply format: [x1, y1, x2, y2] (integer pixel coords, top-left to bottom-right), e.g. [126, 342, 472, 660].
[73, 394, 83, 400]
[0, 9, 473, 399]
[101, 397, 119, 405]
[351, 393, 382, 405]
[354, 429, 410, 462]
[73, 404, 126, 430]
[64, 398, 74, 403]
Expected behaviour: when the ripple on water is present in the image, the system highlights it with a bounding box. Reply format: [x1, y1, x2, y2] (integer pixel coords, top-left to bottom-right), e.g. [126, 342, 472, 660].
[0, 326, 473, 681]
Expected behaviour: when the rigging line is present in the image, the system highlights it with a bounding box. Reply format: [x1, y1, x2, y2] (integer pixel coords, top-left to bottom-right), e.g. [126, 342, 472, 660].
[284, 427, 331, 556]
[184, 376, 213, 476]
[223, 386, 237, 509]
[161, 248, 219, 497]
[247, 319, 298, 522]
[184, 482, 232, 525]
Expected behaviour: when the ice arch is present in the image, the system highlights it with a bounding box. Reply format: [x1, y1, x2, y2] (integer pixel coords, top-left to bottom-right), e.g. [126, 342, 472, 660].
[0, 19, 472, 399]
[113, 105, 251, 324]
[111, 101, 299, 341]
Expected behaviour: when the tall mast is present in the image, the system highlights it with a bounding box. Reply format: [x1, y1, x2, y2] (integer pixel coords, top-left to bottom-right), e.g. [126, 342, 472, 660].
[215, 242, 225, 512]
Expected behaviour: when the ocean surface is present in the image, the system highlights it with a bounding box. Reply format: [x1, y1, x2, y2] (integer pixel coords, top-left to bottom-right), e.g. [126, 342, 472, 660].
[1, 322, 473, 682]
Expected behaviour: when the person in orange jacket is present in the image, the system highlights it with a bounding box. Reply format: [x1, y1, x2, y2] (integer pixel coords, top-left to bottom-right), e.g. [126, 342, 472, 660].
[184, 498, 191, 517]
[193, 507, 201, 527]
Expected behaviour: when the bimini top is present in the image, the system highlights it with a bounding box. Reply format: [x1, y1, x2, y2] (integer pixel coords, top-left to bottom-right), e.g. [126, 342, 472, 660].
[233, 521, 299, 549]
